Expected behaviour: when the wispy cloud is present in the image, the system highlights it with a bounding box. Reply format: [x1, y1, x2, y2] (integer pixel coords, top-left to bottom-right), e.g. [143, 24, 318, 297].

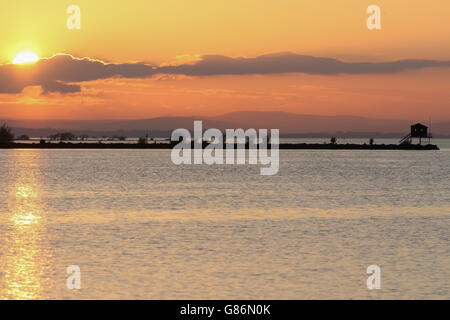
[1, 53, 449, 94]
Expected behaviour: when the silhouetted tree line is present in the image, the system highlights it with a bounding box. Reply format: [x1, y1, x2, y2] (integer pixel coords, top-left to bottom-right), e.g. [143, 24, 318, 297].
[46, 133, 129, 141]
[48, 132, 77, 141]
[0, 126, 152, 145]
[17, 134, 30, 140]
[0, 123, 14, 144]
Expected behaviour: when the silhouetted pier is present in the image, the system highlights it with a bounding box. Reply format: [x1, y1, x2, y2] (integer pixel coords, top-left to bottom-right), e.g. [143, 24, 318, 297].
[1, 141, 439, 150]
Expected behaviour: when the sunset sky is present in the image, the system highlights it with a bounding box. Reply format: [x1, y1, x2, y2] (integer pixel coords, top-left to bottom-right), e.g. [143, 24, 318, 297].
[0, 0, 449, 121]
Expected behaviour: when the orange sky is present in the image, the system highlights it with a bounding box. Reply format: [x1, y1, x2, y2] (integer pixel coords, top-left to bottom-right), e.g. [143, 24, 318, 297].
[0, 0, 449, 121]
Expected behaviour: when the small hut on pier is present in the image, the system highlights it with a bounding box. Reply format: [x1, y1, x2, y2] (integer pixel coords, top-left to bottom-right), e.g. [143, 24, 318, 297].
[400, 123, 430, 145]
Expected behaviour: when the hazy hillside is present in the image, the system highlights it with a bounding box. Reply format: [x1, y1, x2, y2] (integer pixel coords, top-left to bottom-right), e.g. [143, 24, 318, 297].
[2, 112, 449, 137]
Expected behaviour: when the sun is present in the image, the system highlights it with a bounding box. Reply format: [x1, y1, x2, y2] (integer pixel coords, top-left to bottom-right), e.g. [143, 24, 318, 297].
[13, 51, 39, 65]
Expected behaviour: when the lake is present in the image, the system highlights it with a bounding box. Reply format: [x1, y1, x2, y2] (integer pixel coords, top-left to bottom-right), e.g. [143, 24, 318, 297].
[0, 145, 449, 299]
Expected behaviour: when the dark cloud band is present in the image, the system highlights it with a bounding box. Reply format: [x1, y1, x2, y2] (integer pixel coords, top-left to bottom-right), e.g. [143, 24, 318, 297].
[1, 53, 449, 94]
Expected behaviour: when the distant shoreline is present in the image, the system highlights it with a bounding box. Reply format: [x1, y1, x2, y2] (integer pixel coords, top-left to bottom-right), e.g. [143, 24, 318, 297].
[0, 142, 440, 150]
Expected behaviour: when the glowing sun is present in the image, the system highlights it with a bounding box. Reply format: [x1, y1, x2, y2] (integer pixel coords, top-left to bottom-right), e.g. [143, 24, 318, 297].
[13, 51, 39, 64]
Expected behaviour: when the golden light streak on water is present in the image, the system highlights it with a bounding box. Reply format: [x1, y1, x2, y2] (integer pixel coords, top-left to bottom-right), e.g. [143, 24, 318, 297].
[0, 150, 52, 300]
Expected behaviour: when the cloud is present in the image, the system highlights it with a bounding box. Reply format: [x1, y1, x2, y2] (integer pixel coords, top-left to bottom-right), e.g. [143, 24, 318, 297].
[0, 54, 157, 94]
[161, 53, 450, 76]
[41, 81, 81, 94]
[0, 53, 449, 94]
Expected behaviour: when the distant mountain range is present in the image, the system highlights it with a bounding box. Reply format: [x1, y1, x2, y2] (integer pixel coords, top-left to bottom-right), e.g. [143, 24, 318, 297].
[2, 111, 450, 138]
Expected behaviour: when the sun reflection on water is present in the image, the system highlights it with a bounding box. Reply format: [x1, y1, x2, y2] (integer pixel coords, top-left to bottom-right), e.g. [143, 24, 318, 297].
[0, 150, 52, 300]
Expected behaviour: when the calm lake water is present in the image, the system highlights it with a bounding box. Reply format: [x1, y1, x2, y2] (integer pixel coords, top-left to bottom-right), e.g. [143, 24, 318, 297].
[0, 144, 449, 299]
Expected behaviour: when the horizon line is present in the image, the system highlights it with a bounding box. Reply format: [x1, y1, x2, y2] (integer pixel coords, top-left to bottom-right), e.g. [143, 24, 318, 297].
[0, 111, 446, 123]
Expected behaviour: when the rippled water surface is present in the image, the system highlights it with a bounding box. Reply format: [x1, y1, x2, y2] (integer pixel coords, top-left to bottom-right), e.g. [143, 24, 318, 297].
[0, 146, 449, 299]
